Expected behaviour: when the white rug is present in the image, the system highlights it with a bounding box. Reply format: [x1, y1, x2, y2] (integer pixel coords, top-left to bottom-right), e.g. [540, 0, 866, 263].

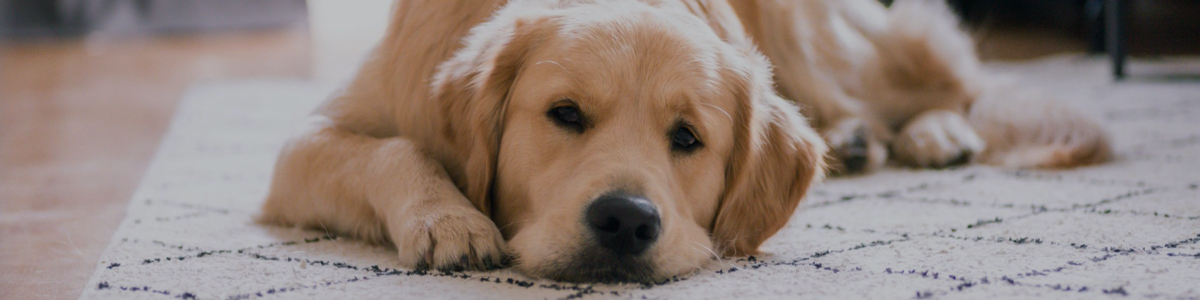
[81, 57, 1200, 299]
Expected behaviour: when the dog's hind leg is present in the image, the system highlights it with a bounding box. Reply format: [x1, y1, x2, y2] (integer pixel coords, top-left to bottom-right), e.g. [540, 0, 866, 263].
[848, 0, 994, 168]
[728, 0, 891, 175]
[861, 1, 1109, 169]
[891, 109, 985, 168]
[966, 88, 1112, 168]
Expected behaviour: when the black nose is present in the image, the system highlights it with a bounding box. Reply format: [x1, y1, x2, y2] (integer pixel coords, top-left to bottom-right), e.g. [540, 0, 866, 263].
[585, 194, 661, 256]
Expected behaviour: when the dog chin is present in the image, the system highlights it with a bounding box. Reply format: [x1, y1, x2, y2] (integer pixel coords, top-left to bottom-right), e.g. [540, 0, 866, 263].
[534, 247, 660, 283]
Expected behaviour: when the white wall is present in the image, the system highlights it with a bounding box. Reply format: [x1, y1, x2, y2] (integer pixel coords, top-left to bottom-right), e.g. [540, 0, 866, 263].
[306, 1, 393, 82]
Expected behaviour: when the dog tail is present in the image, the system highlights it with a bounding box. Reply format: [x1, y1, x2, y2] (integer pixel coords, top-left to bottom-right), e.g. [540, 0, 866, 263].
[967, 87, 1113, 168]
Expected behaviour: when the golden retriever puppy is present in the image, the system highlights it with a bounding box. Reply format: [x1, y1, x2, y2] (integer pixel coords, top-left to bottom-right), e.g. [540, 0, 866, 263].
[260, 0, 1110, 283]
[261, 0, 825, 283]
[729, 0, 1110, 173]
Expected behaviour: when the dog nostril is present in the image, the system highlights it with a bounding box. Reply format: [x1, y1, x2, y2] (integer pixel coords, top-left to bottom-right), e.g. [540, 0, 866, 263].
[595, 217, 620, 233]
[634, 224, 657, 241]
[585, 194, 661, 256]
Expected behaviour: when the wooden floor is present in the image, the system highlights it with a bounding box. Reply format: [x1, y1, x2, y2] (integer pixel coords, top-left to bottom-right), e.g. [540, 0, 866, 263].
[0, 28, 311, 300]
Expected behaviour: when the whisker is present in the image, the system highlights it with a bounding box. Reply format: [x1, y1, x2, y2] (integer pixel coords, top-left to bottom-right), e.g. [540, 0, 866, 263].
[693, 241, 734, 270]
[535, 60, 569, 73]
[700, 102, 733, 123]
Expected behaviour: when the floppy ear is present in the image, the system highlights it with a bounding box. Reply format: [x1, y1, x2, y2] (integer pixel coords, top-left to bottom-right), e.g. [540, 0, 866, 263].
[712, 87, 827, 257]
[432, 16, 551, 216]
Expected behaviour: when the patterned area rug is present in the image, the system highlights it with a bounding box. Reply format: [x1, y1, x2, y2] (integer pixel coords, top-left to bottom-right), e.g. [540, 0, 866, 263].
[80, 56, 1200, 299]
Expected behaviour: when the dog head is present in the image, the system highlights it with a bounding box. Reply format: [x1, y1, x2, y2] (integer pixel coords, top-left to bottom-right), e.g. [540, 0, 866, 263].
[433, 0, 826, 283]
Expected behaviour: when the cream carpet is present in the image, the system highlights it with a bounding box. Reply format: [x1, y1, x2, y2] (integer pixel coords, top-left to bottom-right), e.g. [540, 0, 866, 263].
[80, 56, 1200, 299]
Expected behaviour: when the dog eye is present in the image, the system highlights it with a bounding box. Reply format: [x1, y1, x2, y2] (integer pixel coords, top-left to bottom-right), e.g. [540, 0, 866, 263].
[671, 125, 702, 153]
[548, 102, 585, 132]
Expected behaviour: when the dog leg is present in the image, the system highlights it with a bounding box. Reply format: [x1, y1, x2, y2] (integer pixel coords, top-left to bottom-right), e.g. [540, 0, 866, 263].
[891, 109, 984, 168]
[727, 0, 893, 175]
[260, 118, 507, 271]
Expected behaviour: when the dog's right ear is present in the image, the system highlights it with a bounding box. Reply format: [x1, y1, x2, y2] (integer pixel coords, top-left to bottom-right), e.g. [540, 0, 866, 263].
[431, 13, 553, 217]
[711, 70, 828, 257]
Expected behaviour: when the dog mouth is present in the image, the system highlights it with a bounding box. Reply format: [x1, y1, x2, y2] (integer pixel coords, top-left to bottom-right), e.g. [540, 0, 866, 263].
[540, 247, 658, 283]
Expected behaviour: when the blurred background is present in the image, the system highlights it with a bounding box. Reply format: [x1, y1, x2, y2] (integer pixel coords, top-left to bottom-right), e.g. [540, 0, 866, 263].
[1, 1, 1197, 299]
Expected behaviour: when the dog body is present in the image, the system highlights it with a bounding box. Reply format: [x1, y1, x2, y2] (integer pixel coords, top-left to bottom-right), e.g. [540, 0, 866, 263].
[260, 0, 1109, 282]
[730, 0, 1109, 172]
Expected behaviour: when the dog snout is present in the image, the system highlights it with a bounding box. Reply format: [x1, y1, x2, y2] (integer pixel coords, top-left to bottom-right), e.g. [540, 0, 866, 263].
[585, 194, 661, 256]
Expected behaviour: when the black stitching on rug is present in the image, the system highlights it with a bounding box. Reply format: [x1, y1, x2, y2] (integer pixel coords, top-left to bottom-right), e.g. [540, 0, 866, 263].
[804, 175, 968, 209]
[94, 281, 181, 298]
[106, 236, 339, 269]
[904, 233, 1200, 298]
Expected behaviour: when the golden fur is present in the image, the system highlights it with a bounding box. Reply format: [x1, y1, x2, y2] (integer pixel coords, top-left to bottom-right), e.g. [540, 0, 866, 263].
[259, 0, 1109, 282]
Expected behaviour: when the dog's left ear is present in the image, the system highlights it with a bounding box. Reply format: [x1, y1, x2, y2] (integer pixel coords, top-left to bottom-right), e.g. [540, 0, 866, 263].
[433, 15, 552, 216]
[713, 86, 827, 257]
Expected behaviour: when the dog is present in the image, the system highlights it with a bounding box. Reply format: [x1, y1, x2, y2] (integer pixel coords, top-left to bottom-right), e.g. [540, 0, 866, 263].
[259, 0, 1110, 283]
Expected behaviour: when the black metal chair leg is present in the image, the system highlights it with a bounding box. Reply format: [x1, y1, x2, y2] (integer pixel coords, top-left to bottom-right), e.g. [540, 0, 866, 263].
[1106, 0, 1126, 79]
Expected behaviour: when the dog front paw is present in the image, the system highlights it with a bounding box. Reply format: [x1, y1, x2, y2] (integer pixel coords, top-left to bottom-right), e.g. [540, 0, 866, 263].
[892, 110, 984, 168]
[823, 118, 887, 175]
[389, 205, 508, 272]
